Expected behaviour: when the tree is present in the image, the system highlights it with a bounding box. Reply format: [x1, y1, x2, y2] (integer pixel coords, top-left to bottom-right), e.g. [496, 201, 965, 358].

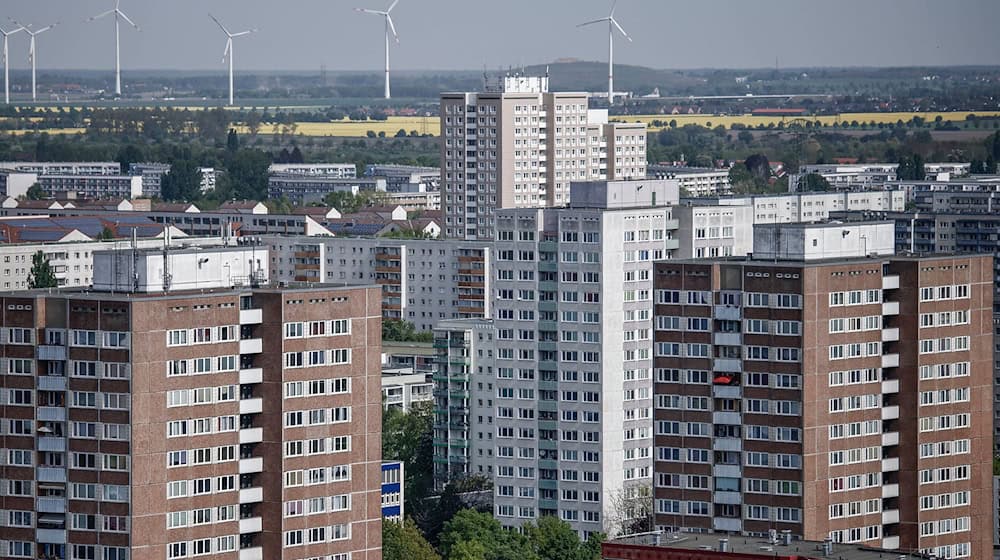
[526, 516, 602, 560]
[24, 183, 46, 200]
[289, 146, 305, 164]
[800, 173, 831, 192]
[115, 144, 144, 174]
[606, 483, 653, 537]
[440, 510, 535, 560]
[383, 402, 434, 516]
[98, 226, 115, 240]
[28, 251, 58, 289]
[415, 475, 493, 546]
[737, 130, 753, 144]
[222, 149, 271, 200]
[383, 318, 433, 342]
[226, 128, 240, 152]
[160, 159, 203, 202]
[744, 154, 771, 182]
[383, 519, 440, 560]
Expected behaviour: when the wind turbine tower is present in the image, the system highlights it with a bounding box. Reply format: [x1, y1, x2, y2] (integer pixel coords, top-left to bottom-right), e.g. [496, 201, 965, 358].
[11, 21, 57, 102]
[578, 0, 632, 105]
[355, 0, 400, 99]
[0, 26, 24, 104]
[210, 14, 256, 107]
[88, 0, 140, 97]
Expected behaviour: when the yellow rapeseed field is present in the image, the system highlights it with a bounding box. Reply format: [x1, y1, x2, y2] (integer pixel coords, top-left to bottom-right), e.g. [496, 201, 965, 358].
[234, 116, 439, 138]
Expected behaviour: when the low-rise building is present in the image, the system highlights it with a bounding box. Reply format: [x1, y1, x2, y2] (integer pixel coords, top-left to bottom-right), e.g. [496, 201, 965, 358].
[269, 163, 357, 178]
[365, 164, 440, 193]
[268, 175, 387, 205]
[648, 165, 732, 197]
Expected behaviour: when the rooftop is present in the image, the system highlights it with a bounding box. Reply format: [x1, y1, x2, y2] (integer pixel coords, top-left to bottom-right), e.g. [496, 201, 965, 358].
[605, 533, 928, 560]
[8, 281, 376, 301]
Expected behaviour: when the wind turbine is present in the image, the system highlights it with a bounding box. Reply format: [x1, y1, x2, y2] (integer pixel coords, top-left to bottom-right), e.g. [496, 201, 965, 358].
[11, 21, 57, 102]
[355, 0, 400, 99]
[1, 25, 24, 104]
[209, 14, 256, 107]
[88, 0, 140, 97]
[578, 0, 632, 105]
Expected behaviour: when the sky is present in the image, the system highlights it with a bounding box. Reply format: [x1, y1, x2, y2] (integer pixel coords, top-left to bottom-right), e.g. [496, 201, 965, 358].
[3, 0, 999, 73]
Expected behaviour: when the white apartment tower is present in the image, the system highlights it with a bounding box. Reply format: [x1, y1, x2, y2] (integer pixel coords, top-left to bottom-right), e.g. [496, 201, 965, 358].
[440, 75, 647, 240]
[485, 179, 678, 537]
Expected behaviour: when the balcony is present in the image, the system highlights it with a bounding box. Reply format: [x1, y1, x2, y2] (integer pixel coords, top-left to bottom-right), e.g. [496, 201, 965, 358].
[713, 306, 741, 321]
[38, 436, 66, 452]
[239, 516, 263, 533]
[663, 219, 680, 229]
[239, 487, 263, 504]
[37, 467, 66, 483]
[37, 376, 67, 391]
[36, 528, 67, 544]
[713, 412, 741, 425]
[239, 428, 263, 444]
[239, 309, 263, 325]
[881, 406, 899, 420]
[882, 301, 899, 316]
[711, 385, 741, 399]
[881, 328, 900, 342]
[882, 275, 900, 290]
[37, 406, 66, 422]
[239, 368, 263, 384]
[881, 354, 899, 369]
[240, 338, 263, 355]
[239, 457, 263, 473]
[37, 345, 67, 361]
[712, 517, 741, 532]
[713, 332, 741, 347]
[882, 457, 899, 472]
[239, 548, 264, 560]
[881, 432, 899, 447]
[713, 491, 741, 505]
[239, 398, 263, 414]
[882, 484, 899, 498]
[712, 438, 742, 452]
[881, 379, 899, 394]
[881, 509, 900, 525]
[663, 238, 680, 250]
[37, 498, 65, 513]
[713, 358, 742, 373]
[882, 536, 900, 551]
[712, 464, 741, 479]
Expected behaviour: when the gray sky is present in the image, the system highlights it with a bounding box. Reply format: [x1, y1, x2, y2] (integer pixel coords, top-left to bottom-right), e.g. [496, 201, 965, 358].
[4, 0, 999, 72]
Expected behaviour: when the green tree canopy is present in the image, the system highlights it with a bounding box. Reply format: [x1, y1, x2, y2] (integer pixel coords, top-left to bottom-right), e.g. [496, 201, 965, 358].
[383, 519, 440, 560]
[440, 510, 536, 560]
[383, 319, 433, 342]
[800, 173, 832, 192]
[24, 183, 47, 200]
[160, 159, 203, 202]
[526, 516, 602, 560]
[28, 251, 58, 289]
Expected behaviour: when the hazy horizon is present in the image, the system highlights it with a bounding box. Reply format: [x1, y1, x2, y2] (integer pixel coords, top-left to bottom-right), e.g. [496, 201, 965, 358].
[3, 0, 998, 73]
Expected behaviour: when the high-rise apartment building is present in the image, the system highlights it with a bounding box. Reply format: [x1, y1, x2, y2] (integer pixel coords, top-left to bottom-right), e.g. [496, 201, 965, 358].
[0, 246, 383, 560]
[651, 247, 993, 559]
[440, 75, 647, 240]
[453, 179, 679, 537]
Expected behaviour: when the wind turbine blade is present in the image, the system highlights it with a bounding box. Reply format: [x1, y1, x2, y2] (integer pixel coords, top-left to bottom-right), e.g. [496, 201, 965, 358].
[386, 15, 399, 42]
[209, 13, 231, 36]
[386, 0, 400, 12]
[117, 10, 140, 30]
[87, 9, 115, 22]
[35, 24, 54, 34]
[577, 17, 610, 27]
[223, 39, 231, 62]
[611, 18, 631, 41]
[610, 0, 618, 17]
[355, 8, 385, 15]
[231, 30, 254, 37]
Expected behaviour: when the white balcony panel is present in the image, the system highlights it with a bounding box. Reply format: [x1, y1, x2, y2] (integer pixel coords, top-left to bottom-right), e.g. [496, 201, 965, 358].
[713, 358, 741, 372]
[712, 464, 741, 479]
[712, 517, 741, 532]
[713, 306, 741, 321]
[38, 436, 66, 452]
[239, 398, 263, 415]
[712, 438, 742, 452]
[37, 498, 65, 513]
[37, 406, 66, 422]
[712, 412, 741, 425]
[239, 309, 263, 325]
[882, 457, 900, 472]
[37, 376, 67, 391]
[882, 484, 899, 498]
[239, 457, 264, 473]
[37, 467, 66, 483]
[713, 491, 741, 505]
[240, 338, 263, 355]
[239, 487, 263, 503]
[36, 528, 67, 544]
[881, 406, 899, 420]
[882, 509, 900, 524]
[239, 427, 263, 444]
[239, 516, 263, 533]
[881, 379, 900, 394]
[881, 354, 899, 369]
[711, 385, 741, 399]
[882, 536, 900, 550]
[882, 301, 899, 316]
[239, 547, 264, 560]
[882, 275, 900, 290]
[37, 345, 67, 361]
[239, 368, 263, 384]
[881, 432, 899, 447]
[713, 332, 741, 347]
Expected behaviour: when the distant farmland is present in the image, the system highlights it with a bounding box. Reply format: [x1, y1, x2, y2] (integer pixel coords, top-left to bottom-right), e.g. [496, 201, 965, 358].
[5, 111, 999, 139]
